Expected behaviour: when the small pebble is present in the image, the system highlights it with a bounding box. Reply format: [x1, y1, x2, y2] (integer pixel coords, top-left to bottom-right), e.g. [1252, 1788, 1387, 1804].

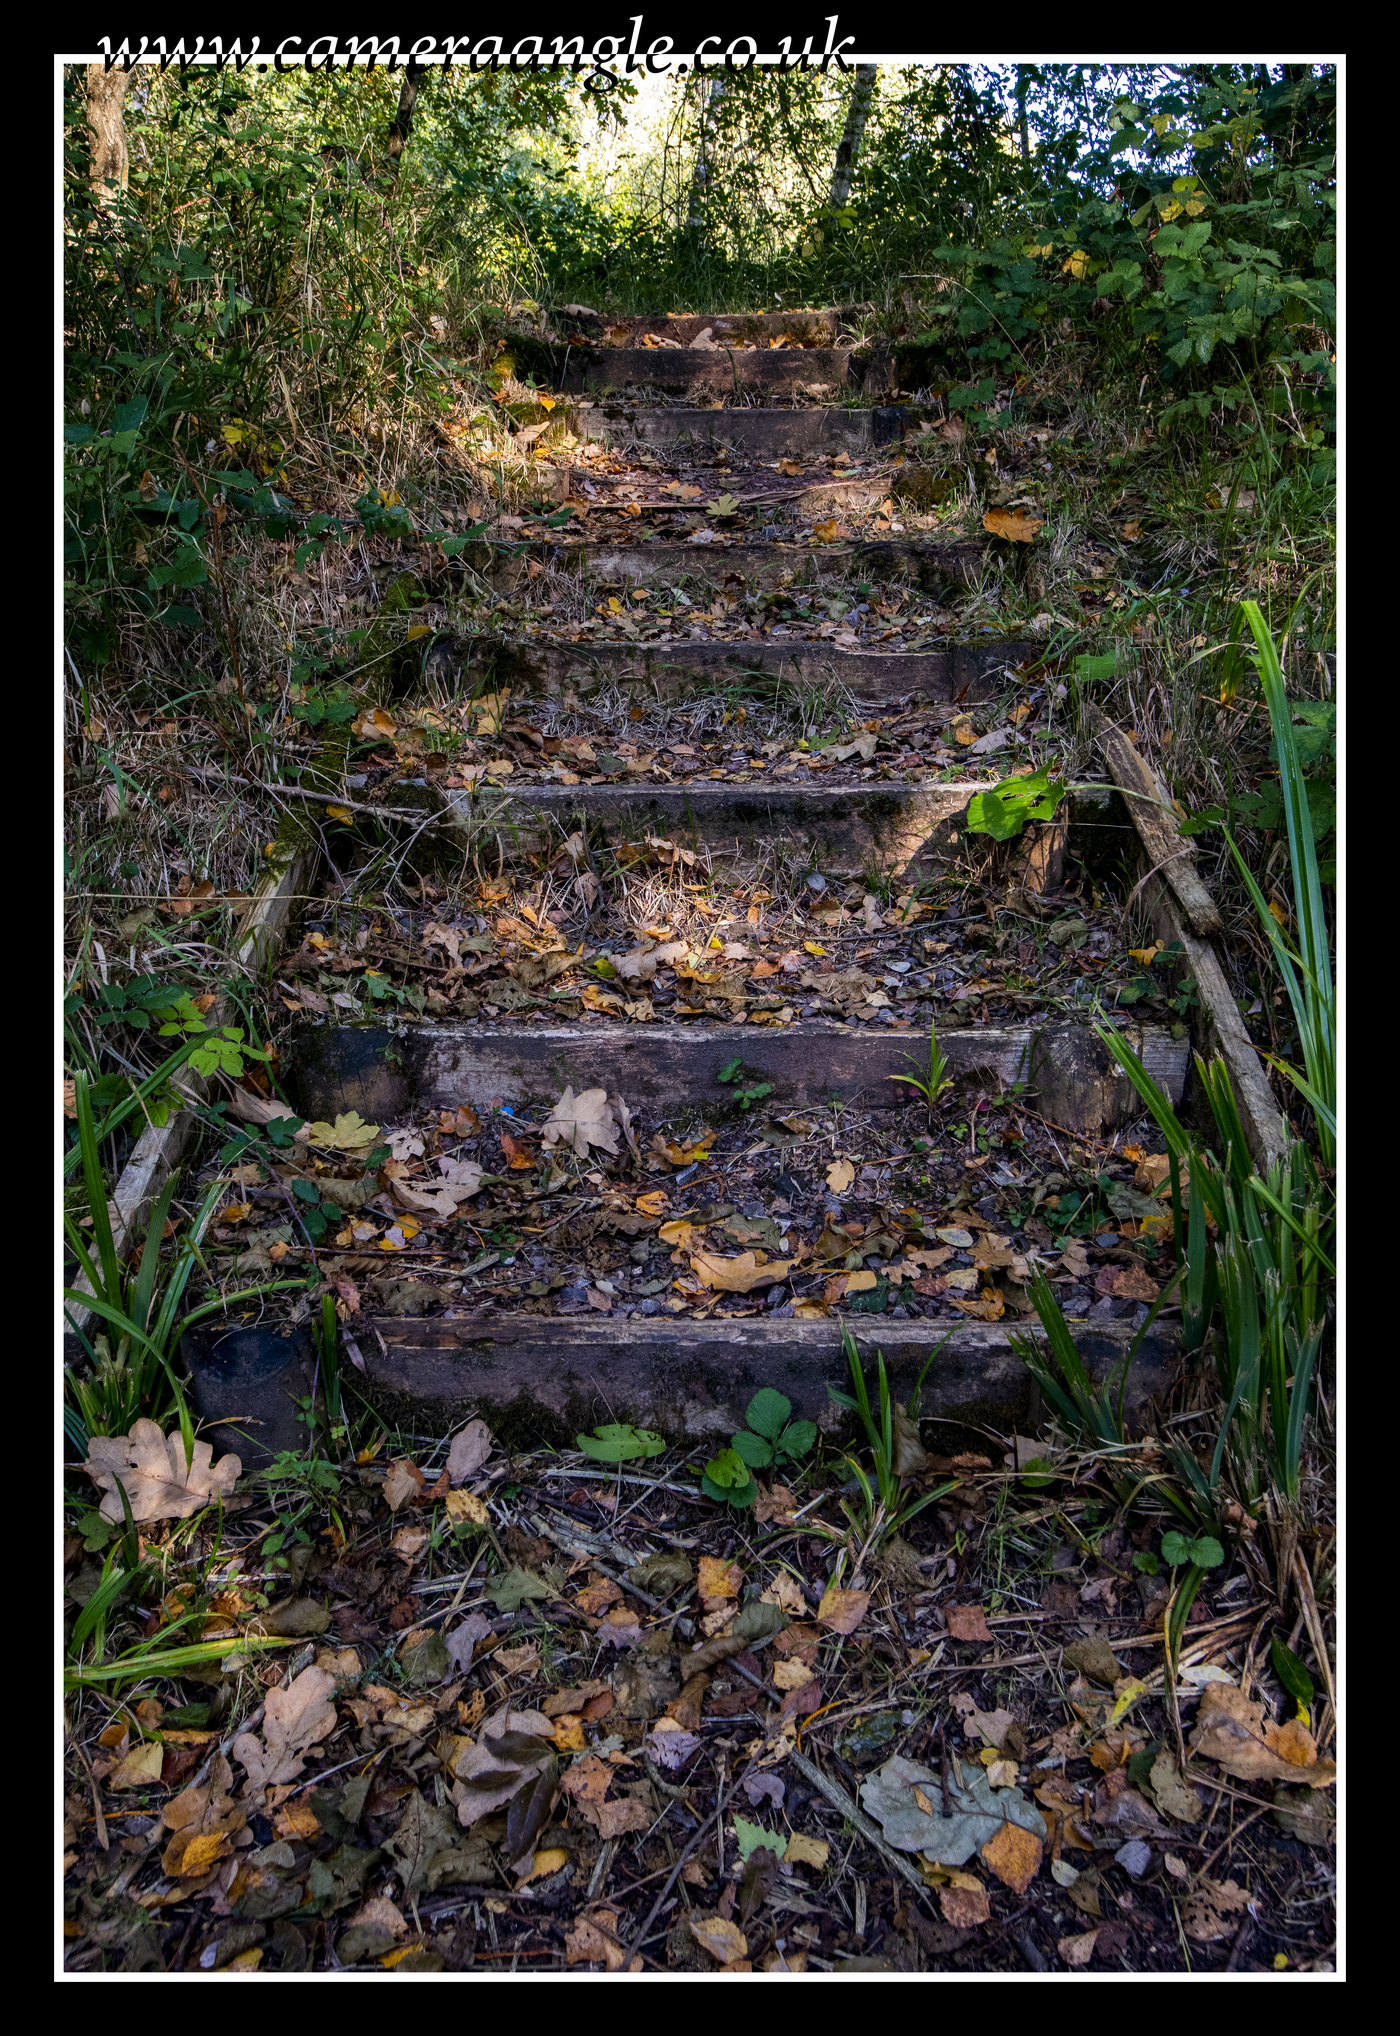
[1095, 1231, 1120, 1248]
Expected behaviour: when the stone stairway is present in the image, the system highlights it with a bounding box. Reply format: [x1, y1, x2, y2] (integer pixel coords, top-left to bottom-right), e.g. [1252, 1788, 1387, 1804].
[195, 313, 1286, 1454]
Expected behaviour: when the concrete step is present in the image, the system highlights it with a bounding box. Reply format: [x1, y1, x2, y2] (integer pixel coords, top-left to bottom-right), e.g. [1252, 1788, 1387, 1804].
[288, 1014, 1188, 1138]
[444, 635, 1039, 707]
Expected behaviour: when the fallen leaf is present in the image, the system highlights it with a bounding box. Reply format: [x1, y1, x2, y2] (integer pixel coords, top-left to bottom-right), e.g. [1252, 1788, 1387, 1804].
[1182, 1877, 1253, 1943]
[446, 1419, 493, 1484]
[541, 1085, 621, 1159]
[305, 1110, 380, 1152]
[382, 1460, 424, 1511]
[939, 1879, 990, 1928]
[698, 1555, 744, 1602]
[784, 1833, 829, 1871]
[1058, 1927, 1099, 1967]
[826, 1158, 855, 1195]
[565, 1907, 628, 1970]
[1188, 1684, 1336, 1787]
[232, 1666, 338, 1798]
[817, 1585, 869, 1635]
[981, 1818, 1042, 1894]
[84, 1421, 241, 1525]
[690, 1915, 748, 1964]
[947, 1603, 994, 1643]
[689, 1249, 794, 1294]
[351, 707, 397, 739]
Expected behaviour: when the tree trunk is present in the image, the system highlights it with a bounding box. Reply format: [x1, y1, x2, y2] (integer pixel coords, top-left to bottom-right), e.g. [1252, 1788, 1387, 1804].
[387, 61, 424, 175]
[686, 73, 726, 229]
[828, 64, 877, 208]
[85, 65, 130, 209]
[1016, 67, 1031, 161]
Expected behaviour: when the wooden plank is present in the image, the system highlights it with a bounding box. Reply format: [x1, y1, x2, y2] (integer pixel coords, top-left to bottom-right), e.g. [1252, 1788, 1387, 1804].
[349, 1313, 1181, 1439]
[450, 635, 1039, 707]
[439, 778, 993, 870]
[1084, 705, 1223, 937]
[1142, 872, 1289, 1172]
[564, 309, 851, 348]
[578, 405, 909, 455]
[64, 844, 319, 1344]
[287, 1016, 1189, 1134]
[485, 535, 984, 594]
[569, 348, 855, 399]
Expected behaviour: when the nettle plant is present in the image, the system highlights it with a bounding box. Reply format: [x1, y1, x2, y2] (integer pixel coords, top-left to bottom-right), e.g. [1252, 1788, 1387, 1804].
[702, 1389, 817, 1509]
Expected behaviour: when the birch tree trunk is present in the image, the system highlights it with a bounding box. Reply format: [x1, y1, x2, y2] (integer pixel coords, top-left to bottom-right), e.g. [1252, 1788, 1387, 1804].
[828, 65, 877, 208]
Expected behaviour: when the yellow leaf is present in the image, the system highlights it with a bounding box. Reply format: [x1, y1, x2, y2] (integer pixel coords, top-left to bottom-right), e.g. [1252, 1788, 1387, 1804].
[351, 706, 397, 739]
[803, 942, 827, 957]
[1062, 248, 1091, 280]
[777, 459, 803, 475]
[325, 804, 354, 824]
[659, 1220, 701, 1248]
[445, 1490, 489, 1527]
[407, 625, 430, 641]
[784, 1834, 829, 1870]
[517, 1846, 570, 1886]
[306, 1111, 380, 1151]
[537, 393, 556, 411]
[221, 423, 247, 444]
[635, 1190, 669, 1217]
[825, 1158, 855, 1195]
[844, 1269, 877, 1293]
[813, 519, 844, 543]
[1268, 896, 1288, 927]
[983, 507, 1043, 543]
[1127, 941, 1164, 966]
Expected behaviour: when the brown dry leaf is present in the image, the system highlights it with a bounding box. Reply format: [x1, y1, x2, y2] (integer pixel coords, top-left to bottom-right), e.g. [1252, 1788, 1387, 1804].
[383, 1460, 424, 1511]
[777, 460, 803, 475]
[1058, 1927, 1100, 1967]
[551, 1716, 587, 1753]
[753, 1483, 801, 1524]
[452, 1707, 554, 1823]
[817, 1585, 869, 1636]
[760, 1571, 807, 1617]
[825, 1157, 856, 1194]
[983, 507, 1043, 543]
[390, 1525, 430, 1561]
[598, 1605, 643, 1650]
[939, 1879, 991, 1928]
[575, 1574, 624, 1617]
[444, 1490, 489, 1529]
[698, 1556, 743, 1603]
[947, 1603, 994, 1643]
[351, 706, 397, 739]
[949, 1288, 1006, 1322]
[565, 1907, 628, 1970]
[784, 1833, 829, 1871]
[689, 1249, 794, 1294]
[109, 1741, 164, 1790]
[500, 1131, 537, 1170]
[813, 519, 847, 544]
[446, 1419, 492, 1484]
[542, 1085, 620, 1159]
[981, 1818, 1042, 1895]
[84, 1421, 241, 1525]
[690, 1916, 748, 1964]
[160, 1754, 246, 1877]
[1182, 1878, 1253, 1943]
[232, 1666, 338, 1798]
[1188, 1684, 1337, 1787]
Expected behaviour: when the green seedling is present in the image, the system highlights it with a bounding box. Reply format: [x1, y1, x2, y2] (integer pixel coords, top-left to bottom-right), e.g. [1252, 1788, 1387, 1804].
[701, 1446, 758, 1509]
[576, 1423, 666, 1463]
[716, 1057, 773, 1112]
[728, 1388, 817, 1474]
[890, 1019, 955, 1120]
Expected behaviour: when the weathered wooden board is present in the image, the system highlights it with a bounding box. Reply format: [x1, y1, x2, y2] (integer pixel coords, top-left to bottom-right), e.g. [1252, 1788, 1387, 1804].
[350, 1313, 1181, 1442]
[287, 1016, 1189, 1135]
[1085, 705, 1224, 937]
[1143, 873, 1289, 1171]
[563, 309, 852, 348]
[484, 535, 984, 595]
[577, 405, 912, 455]
[447, 635, 1039, 707]
[440, 777, 993, 869]
[568, 348, 856, 400]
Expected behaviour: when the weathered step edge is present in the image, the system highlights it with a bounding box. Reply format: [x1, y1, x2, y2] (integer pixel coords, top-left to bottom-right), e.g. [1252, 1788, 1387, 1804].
[287, 1017, 1189, 1137]
[341, 1313, 1182, 1448]
[577, 405, 913, 452]
[446, 636, 1041, 706]
[430, 780, 1114, 878]
[484, 535, 985, 593]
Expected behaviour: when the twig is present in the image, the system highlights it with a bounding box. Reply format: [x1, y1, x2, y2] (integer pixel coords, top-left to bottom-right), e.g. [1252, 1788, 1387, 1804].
[786, 1746, 940, 1915]
[69, 1739, 109, 1853]
[1200, 1804, 1268, 1880]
